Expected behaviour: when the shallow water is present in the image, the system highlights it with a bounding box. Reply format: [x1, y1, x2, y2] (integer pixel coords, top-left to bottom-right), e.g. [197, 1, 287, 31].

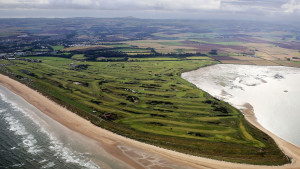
[0, 85, 131, 169]
[182, 64, 300, 147]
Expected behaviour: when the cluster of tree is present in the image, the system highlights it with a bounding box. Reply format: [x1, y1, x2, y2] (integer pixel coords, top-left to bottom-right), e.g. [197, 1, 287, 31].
[209, 49, 218, 55]
[83, 48, 209, 61]
[156, 52, 207, 58]
[97, 57, 129, 62]
[85, 51, 128, 61]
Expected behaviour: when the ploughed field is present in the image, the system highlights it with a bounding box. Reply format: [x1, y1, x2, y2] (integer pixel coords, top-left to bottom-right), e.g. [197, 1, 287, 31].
[0, 57, 289, 165]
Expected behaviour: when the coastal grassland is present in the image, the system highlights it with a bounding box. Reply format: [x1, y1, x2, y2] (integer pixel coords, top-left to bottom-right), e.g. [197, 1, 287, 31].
[0, 57, 289, 165]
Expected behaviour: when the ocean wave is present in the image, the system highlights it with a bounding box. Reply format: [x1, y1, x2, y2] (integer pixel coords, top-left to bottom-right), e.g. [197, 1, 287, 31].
[0, 90, 100, 169]
[0, 108, 7, 113]
[0, 92, 9, 103]
[46, 130, 100, 169]
[3, 113, 43, 155]
[11, 163, 24, 168]
[39, 159, 48, 163]
[41, 162, 55, 168]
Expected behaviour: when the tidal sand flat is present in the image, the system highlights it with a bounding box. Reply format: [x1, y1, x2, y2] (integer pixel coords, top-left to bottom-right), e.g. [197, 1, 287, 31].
[182, 64, 300, 148]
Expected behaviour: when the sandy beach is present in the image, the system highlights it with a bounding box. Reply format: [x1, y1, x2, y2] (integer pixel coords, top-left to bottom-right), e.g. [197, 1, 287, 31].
[1, 73, 300, 169]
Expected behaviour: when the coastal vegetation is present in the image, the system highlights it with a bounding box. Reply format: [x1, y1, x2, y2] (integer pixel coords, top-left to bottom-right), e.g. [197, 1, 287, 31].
[0, 56, 289, 165]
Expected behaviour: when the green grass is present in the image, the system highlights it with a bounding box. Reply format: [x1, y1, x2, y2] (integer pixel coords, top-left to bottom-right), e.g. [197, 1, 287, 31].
[62, 52, 72, 55]
[126, 53, 153, 55]
[72, 54, 85, 60]
[130, 57, 181, 61]
[25, 56, 72, 61]
[51, 45, 64, 50]
[185, 56, 211, 60]
[0, 57, 289, 165]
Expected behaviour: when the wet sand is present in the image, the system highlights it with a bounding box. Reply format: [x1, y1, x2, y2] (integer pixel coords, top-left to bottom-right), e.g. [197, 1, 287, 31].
[1, 73, 300, 169]
[182, 64, 300, 147]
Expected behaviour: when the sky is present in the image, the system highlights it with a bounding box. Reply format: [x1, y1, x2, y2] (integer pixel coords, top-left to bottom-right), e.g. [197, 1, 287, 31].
[0, 0, 299, 21]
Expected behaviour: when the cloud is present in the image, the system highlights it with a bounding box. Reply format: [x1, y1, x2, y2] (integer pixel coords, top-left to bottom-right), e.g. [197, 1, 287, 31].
[0, 0, 299, 20]
[221, 0, 285, 12]
[282, 0, 300, 13]
[0, 0, 221, 11]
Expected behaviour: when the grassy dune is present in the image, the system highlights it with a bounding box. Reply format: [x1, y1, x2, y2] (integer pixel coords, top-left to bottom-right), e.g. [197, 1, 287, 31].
[0, 57, 289, 165]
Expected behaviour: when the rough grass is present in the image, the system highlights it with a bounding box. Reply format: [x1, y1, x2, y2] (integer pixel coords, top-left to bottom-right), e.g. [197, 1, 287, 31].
[186, 56, 211, 60]
[0, 57, 289, 165]
[71, 54, 86, 60]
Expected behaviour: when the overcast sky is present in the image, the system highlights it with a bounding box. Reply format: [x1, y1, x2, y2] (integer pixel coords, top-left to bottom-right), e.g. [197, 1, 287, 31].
[0, 0, 299, 21]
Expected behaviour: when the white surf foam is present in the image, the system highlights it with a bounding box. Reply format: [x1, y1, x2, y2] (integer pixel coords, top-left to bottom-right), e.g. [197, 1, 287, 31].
[41, 162, 55, 168]
[45, 128, 100, 169]
[3, 113, 43, 155]
[0, 88, 100, 169]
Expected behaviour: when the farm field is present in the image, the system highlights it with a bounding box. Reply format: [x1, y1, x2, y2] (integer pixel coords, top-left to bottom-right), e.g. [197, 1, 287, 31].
[0, 56, 289, 165]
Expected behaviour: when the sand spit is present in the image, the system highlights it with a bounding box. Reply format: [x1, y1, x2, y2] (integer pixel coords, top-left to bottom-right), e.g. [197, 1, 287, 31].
[1, 73, 300, 169]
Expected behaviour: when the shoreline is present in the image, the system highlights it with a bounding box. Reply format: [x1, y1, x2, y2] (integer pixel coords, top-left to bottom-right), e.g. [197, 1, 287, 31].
[1, 73, 300, 168]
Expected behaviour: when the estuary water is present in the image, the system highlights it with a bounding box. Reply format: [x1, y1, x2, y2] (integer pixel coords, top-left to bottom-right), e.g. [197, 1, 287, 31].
[182, 64, 300, 147]
[0, 85, 130, 169]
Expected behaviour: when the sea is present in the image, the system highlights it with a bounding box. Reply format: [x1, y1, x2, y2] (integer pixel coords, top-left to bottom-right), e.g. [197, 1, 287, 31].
[0, 85, 130, 169]
[182, 64, 300, 148]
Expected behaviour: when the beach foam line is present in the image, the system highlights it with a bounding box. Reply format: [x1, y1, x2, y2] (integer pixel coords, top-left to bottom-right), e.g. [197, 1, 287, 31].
[0, 86, 100, 169]
[3, 112, 43, 155]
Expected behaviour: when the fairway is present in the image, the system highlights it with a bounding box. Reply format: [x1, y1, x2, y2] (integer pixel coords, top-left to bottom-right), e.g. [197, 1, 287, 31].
[0, 57, 289, 165]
